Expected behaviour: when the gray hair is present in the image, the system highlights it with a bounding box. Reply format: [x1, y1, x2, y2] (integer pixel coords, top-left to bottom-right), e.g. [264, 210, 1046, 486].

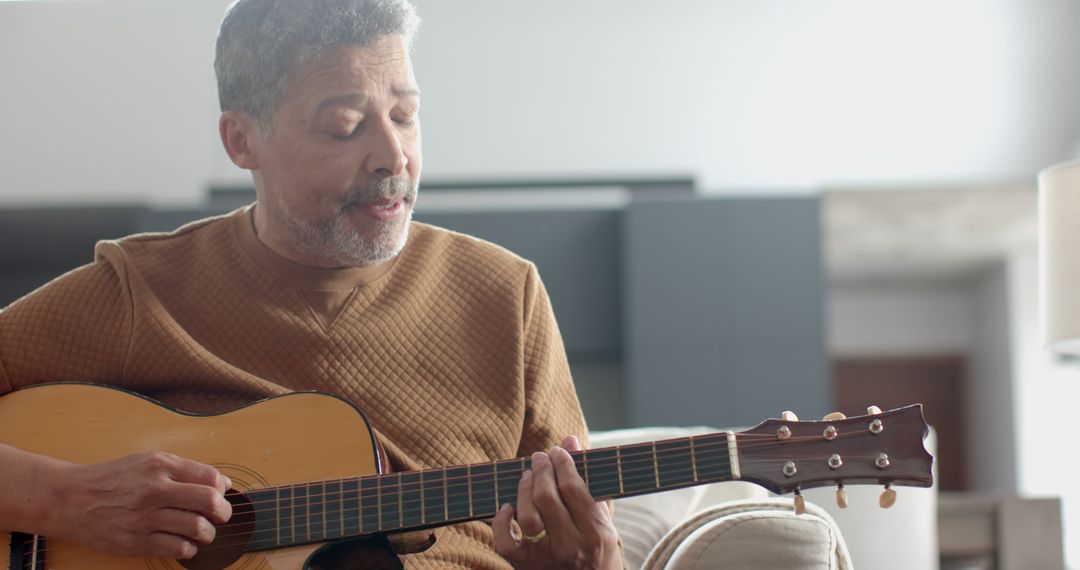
[215, 0, 420, 135]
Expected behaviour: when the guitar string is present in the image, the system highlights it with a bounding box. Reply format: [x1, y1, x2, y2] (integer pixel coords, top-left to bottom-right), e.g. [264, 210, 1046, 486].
[17, 449, 905, 563]
[14, 428, 916, 555]
[13, 429, 908, 552]
[17, 455, 907, 562]
[13, 426, 911, 557]
[36, 428, 880, 532]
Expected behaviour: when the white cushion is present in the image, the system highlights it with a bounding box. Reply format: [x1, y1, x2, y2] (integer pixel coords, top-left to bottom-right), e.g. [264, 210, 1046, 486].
[643, 499, 853, 570]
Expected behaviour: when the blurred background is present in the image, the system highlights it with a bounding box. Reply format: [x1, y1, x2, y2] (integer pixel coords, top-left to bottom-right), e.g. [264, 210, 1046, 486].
[1, 0, 1079, 567]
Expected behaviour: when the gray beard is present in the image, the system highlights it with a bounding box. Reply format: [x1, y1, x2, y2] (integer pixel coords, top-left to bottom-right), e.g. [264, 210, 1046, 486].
[273, 178, 416, 267]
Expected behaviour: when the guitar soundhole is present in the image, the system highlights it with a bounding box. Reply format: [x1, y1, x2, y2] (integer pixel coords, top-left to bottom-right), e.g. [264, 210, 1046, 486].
[179, 489, 255, 570]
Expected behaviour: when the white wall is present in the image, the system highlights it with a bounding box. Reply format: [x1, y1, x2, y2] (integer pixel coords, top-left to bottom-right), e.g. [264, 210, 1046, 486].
[2, 0, 1079, 206]
[0, 0, 229, 206]
[1008, 244, 1080, 568]
[828, 283, 975, 357]
[968, 263, 1017, 494]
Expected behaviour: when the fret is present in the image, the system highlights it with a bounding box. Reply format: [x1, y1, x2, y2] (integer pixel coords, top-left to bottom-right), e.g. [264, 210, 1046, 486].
[381, 473, 402, 531]
[342, 478, 360, 537]
[30, 534, 43, 570]
[294, 483, 309, 543]
[422, 469, 446, 526]
[616, 446, 625, 494]
[325, 480, 343, 540]
[620, 443, 658, 495]
[443, 466, 449, 521]
[279, 485, 294, 546]
[495, 460, 522, 509]
[584, 447, 620, 499]
[308, 482, 325, 542]
[445, 466, 470, 521]
[360, 476, 379, 533]
[400, 472, 423, 528]
[470, 463, 497, 518]
[656, 439, 695, 489]
[468, 465, 474, 517]
[690, 437, 699, 482]
[247, 489, 278, 550]
[652, 442, 660, 488]
[578, 449, 589, 486]
[693, 434, 732, 483]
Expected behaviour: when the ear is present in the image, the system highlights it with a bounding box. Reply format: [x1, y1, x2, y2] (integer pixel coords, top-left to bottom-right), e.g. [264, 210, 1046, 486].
[219, 110, 263, 170]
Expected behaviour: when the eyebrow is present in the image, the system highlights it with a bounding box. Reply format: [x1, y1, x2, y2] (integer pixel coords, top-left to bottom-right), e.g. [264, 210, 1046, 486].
[314, 88, 421, 114]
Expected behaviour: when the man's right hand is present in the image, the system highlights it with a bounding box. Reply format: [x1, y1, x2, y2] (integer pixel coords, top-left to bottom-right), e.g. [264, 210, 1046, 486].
[51, 452, 233, 560]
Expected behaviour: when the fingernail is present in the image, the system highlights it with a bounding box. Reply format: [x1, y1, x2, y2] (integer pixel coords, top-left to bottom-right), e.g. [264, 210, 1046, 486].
[531, 451, 545, 467]
[500, 503, 513, 513]
[224, 476, 233, 489]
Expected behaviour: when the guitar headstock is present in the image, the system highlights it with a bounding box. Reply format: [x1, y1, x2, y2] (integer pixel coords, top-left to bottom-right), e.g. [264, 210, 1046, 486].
[736, 404, 933, 504]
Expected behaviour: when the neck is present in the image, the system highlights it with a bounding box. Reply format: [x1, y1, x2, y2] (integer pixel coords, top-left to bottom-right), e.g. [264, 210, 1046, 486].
[237, 433, 736, 552]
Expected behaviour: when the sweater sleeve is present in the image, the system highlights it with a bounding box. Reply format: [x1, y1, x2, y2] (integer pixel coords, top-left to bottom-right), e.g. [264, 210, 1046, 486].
[515, 263, 589, 457]
[0, 350, 10, 394]
[0, 260, 133, 391]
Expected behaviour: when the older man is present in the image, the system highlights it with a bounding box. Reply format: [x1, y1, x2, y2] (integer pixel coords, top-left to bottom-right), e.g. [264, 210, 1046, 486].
[0, 0, 623, 568]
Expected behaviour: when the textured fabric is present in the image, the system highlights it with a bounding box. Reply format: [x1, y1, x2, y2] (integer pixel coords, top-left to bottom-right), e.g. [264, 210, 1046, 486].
[0, 206, 589, 569]
[644, 499, 852, 570]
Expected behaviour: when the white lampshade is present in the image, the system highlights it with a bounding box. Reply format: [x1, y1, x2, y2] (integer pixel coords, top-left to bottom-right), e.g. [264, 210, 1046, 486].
[1040, 157, 1080, 354]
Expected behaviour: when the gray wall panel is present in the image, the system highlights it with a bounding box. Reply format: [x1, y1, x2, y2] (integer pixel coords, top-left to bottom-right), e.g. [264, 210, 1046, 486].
[625, 197, 829, 427]
[417, 210, 622, 356]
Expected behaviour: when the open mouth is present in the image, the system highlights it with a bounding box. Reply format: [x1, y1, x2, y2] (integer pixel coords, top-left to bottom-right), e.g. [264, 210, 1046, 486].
[353, 199, 405, 221]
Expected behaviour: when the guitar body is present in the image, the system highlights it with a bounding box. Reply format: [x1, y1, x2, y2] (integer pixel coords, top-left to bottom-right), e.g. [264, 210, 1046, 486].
[0, 383, 385, 569]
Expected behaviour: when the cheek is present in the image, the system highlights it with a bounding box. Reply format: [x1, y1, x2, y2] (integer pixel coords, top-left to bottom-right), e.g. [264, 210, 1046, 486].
[275, 149, 358, 201]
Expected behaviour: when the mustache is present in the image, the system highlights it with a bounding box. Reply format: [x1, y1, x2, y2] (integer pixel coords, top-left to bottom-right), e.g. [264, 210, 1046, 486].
[337, 177, 416, 210]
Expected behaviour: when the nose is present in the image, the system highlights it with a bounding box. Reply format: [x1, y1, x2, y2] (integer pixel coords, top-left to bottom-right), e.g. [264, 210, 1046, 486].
[364, 118, 408, 177]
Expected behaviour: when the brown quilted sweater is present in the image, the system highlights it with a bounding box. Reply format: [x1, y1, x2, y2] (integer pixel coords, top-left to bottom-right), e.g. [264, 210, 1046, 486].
[0, 206, 588, 569]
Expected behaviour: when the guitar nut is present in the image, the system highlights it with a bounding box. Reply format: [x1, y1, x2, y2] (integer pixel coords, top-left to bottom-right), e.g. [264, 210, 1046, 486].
[823, 425, 837, 440]
[777, 426, 792, 440]
[870, 419, 884, 434]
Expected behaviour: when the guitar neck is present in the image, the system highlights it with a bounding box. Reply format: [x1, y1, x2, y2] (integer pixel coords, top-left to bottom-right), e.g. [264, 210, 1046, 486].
[242, 432, 736, 551]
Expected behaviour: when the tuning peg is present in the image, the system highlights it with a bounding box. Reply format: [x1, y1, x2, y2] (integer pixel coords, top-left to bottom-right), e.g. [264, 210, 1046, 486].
[879, 485, 897, 509]
[866, 405, 883, 415]
[782, 411, 799, 422]
[793, 490, 806, 515]
[835, 485, 848, 509]
[822, 411, 847, 421]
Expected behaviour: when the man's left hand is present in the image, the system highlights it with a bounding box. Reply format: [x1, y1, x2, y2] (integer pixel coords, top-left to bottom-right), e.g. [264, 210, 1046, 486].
[492, 435, 623, 570]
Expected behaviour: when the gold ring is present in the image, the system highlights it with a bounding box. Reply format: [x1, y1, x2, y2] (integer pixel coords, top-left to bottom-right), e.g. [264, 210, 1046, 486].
[524, 528, 547, 544]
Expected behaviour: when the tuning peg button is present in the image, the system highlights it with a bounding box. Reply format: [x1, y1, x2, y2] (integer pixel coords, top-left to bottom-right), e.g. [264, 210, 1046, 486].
[867, 405, 883, 415]
[794, 491, 806, 515]
[836, 486, 848, 509]
[880, 486, 897, 509]
[822, 412, 847, 421]
[782, 411, 799, 422]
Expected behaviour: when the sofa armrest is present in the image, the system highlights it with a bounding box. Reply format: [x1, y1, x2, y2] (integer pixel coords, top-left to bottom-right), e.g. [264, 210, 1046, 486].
[641, 498, 852, 570]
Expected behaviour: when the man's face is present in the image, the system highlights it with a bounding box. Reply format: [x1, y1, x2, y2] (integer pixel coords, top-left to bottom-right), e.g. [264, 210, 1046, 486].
[251, 35, 422, 267]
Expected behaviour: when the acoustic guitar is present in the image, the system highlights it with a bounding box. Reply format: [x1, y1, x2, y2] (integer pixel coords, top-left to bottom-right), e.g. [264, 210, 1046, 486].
[1, 383, 933, 569]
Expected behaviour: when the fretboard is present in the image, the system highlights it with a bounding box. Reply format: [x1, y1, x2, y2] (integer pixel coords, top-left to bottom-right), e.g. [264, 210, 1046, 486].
[242, 432, 735, 552]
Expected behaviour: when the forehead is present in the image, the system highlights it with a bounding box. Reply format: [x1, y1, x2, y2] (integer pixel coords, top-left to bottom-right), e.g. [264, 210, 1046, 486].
[282, 36, 417, 105]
